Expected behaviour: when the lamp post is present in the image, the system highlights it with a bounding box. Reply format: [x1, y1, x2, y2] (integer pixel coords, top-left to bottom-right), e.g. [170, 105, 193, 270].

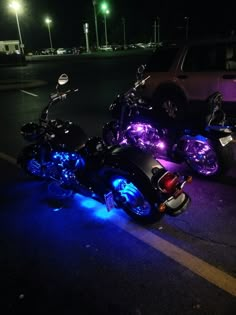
[45, 17, 53, 53]
[153, 16, 160, 46]
[83, 23, 90, 53]
[101, 2, 110, 47]
[8, 1, 24, 54]
[184, 16, 189, 41]
[92, 1, 99, 49]
[122, 17, 126, 49]
[157, 16, 160, 46]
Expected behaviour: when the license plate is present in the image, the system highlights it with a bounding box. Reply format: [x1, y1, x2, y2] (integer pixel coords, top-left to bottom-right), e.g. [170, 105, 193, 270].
[104, 191, 115, 211]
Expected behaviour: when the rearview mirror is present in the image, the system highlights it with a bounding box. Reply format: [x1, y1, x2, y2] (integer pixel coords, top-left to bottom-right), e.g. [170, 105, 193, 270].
[58, 73, 69, 86]
[136, 64, 146, 80]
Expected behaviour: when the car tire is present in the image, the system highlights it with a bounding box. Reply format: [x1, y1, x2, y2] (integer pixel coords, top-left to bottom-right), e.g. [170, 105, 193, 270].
[152, 92, 187, 124]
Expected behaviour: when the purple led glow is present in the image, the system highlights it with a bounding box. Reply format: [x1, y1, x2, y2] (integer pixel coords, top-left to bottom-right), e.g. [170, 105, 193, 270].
[125, 122, 166, 152]
[156, 141, 165, 149]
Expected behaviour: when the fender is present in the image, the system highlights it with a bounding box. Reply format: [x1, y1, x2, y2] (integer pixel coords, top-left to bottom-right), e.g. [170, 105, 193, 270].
[204, 127, 235, 146]
[102, 145, 167, 202]
[184, 127, 235, 148]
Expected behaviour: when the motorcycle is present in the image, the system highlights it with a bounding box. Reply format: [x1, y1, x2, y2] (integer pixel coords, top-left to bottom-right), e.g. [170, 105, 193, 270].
[18, 73, 191, 224]
[103, 65, 236, 178]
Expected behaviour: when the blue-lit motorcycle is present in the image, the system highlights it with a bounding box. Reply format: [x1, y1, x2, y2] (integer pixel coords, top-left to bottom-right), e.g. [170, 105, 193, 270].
[18, 74, 191, 224]
[103, 66, 236, 178]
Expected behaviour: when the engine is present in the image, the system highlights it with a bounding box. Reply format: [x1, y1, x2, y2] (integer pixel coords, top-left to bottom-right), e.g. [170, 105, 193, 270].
[125, 123, 166, 155]
[49, 151, 85, 185]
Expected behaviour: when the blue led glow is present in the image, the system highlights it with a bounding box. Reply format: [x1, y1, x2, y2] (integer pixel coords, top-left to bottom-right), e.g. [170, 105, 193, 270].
[81, 198, 98, 209]
[74, 193, 115, 219]
[51, 151, 85, 169]
[94, 206, 115, 219]
[112, 178, 123, 189]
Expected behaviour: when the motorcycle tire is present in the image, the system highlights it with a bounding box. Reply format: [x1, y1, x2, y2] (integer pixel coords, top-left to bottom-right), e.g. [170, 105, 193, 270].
[153, 92, 187, 123]
[111, 174, 164, 224]
[18, 144, 45, 179]
[183, 138, 234, 178]
[104, 146, 167, 224]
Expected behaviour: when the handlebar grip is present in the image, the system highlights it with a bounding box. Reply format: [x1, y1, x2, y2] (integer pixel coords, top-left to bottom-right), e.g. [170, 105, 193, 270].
[56, 88, 79, 100]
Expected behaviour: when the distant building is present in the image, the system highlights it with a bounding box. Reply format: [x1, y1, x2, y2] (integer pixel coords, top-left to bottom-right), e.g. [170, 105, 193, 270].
[0, 40, 20, 54]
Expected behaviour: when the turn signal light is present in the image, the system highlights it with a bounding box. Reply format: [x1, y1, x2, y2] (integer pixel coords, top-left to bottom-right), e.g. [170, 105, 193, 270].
[158, 203, 166, 212]
[186, 175, 193, 184]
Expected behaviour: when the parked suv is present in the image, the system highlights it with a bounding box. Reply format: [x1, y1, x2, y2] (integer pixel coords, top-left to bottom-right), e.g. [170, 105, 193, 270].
[142, 38, 236, 121]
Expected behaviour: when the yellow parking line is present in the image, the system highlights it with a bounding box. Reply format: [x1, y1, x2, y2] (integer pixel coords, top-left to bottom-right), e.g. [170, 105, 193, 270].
[112, 214, 236, 297]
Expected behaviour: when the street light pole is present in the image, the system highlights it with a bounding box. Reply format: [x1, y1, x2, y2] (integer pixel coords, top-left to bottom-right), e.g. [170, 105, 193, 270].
[157, 16, 160, 46]
[153, 19, 156, 44]
[83, 23, 90, 53]
[45, 18, 53, 52]
[104, 14, 107, 46]
[184, 16, 189, 41]
[9, 1, 24, 55]
[101, 2, 110, 47]
[92, 1, 99, 49]
[122, 17, 126, 49]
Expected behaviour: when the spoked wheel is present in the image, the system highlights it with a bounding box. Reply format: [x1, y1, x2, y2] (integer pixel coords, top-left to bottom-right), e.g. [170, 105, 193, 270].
[111, 176, 162, 223]
[183, 139, 220, 176]
[153, 93, 187, 122]
[162, 98, 179, 119]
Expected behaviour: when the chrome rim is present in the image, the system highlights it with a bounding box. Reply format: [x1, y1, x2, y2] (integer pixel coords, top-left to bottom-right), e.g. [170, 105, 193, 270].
[112, 177, 152, 216]
[162, 99, 178, 118]
[184, 140, 219, 175]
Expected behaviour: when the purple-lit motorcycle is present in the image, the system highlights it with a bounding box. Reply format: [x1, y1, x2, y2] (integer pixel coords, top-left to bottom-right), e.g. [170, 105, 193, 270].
[18, 74, 191, 224]
[103, 67, 236, 177]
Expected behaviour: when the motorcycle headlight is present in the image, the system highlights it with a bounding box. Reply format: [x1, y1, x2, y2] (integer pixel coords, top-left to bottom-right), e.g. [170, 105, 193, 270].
[219, 134, 233, 146]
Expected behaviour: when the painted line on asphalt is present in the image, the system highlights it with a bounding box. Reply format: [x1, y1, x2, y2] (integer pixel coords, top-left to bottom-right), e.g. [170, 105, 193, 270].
[111, 213, 236, 297]
[20, 90, 38, 97]
[0, 151, 235, 296]
[0, 152, 19, 167]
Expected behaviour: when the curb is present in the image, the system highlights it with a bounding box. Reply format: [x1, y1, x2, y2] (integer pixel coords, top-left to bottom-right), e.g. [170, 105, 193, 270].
[0, 80, 47, 91]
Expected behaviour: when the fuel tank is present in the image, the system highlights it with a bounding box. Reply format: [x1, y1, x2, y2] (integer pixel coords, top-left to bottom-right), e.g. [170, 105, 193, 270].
[48, 119, 88, 151]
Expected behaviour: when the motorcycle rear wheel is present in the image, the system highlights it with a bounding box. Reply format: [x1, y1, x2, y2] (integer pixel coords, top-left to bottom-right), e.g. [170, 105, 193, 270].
[111, 176, 163, 224]
[183, 138, 234, 177]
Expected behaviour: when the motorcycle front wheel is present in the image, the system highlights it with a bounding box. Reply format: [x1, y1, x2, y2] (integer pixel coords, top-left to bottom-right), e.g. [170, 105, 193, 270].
[111, 175, 163, 224]
[18, 145, 45, 179]
[183, 138, 234, 177]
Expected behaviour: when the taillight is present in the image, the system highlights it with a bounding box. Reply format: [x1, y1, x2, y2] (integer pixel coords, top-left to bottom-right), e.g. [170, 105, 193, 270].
[158, 172, 179, 195]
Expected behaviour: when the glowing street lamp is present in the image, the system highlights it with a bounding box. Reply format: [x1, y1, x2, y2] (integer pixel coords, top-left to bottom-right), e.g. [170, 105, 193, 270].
[101, 2, 110, 47]
[8, 1, 24, 54]
[92, 1, 99, 49]
[45, 17, 53, 52]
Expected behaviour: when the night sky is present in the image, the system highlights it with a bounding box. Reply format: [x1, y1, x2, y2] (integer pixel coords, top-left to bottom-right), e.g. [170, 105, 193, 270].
[0, 0, 236, 52]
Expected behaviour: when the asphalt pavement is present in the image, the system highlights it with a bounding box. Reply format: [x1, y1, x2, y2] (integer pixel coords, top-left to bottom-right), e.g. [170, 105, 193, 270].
[0, 54, 236, 315]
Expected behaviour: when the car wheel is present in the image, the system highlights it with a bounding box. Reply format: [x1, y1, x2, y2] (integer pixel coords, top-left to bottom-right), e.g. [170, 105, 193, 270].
[153, 93, 187, 122]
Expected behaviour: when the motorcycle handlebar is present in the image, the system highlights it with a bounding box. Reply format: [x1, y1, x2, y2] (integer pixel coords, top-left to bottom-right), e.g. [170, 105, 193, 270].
[123, 76, 150, 99]
[40, 88, 79, 123]
[134, 75, 150, 89]
[50, 88, 79, 102]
